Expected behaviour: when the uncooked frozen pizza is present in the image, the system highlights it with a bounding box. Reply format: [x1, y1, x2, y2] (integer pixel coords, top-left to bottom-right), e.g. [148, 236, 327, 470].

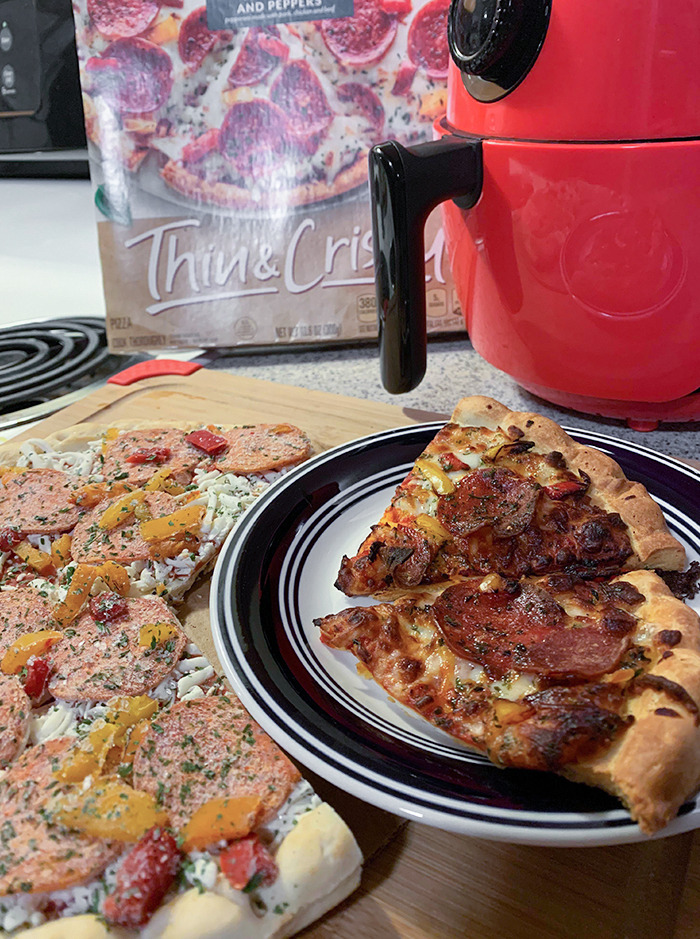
[73, 0, 449, 208]
[0, 421, 362, 937]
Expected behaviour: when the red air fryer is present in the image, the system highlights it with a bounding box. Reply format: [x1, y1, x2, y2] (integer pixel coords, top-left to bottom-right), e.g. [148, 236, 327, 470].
[369, 0, 700, 426]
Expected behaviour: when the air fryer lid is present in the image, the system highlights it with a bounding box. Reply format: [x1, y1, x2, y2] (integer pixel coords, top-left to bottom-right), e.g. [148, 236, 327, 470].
[446, 0, 700, 142]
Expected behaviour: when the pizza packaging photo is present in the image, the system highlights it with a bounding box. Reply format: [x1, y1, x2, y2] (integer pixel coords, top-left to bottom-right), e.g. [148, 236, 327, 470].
[70, 0, 465, 353]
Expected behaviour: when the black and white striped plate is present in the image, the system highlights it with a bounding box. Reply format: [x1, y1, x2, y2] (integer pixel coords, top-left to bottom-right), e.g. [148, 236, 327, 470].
[211, 424, 700, 847]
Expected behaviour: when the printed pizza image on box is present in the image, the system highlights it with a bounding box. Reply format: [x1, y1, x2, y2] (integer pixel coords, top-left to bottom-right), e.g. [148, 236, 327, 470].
[73, 0, 465, 350]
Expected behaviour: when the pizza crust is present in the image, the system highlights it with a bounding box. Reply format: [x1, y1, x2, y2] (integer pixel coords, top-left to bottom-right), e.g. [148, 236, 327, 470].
[7, 804, 362, 939]
[160, 155, 369, 211]
[0, 918, 125, 939]
[564, 570, 700, 833]
[449, 396, 686, 572]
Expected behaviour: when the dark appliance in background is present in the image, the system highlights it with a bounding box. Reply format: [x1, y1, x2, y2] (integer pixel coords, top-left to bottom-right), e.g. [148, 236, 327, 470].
[0, 0, 88, 177]
[370, 0, 700, 428]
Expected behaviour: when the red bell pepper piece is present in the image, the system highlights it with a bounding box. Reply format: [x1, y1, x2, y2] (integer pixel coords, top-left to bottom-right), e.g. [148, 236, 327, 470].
[103, 827, 181, 929]
[220, 834, 278, 891]
[184, 429, 228, 456]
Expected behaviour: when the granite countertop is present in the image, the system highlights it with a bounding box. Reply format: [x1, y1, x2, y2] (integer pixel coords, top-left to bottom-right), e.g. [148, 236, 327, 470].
[201, 335, 700, 463]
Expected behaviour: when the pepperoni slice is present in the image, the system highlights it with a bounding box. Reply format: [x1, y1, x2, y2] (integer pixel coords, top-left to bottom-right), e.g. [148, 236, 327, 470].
[133, 695, 301, 828]
[521, 626, 631, 681]
[70, 490, 181, 565]
[178, 6, 234, 72]
[407, 0, 450, 79]
[102, 428, 205, 487]
[321, 0, 398, 67]
[337, 82, 385, 137]
[86, 38, 173, 113]
[0, 586, 56, 658]
[208, 424, 312, 475]
[0, 469, 82, 534]
[0, 739, 120, 894]
[87, 0, 161, 39]
[270, 60, 333, 147]
[228, 26, 288, 87]
[0, 675, 30, 769]
[218, 100, 290, 176]
[48, 595, 186, 701]
[433, 581, 630, 680]
[438, 467, 540, 539]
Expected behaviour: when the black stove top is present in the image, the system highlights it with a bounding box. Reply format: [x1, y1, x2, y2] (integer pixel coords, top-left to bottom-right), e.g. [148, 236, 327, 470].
[0, 317, 147, 429]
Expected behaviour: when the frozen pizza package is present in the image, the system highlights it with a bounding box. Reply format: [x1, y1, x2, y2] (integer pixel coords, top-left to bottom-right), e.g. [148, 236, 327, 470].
[72, 0, 465, 351]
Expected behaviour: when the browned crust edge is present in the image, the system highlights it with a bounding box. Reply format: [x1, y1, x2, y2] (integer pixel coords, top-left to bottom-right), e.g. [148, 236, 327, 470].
[564, 569, 700, 833]
[160, 154, 369, 211]
[450, 396, 686, 572]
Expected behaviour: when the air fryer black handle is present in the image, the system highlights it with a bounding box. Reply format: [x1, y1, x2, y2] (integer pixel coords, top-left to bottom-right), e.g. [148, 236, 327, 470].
[369, 135, 483, 393]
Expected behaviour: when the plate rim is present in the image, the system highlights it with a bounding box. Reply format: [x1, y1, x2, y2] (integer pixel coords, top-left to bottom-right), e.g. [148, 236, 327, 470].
[211, 421, 700, 848]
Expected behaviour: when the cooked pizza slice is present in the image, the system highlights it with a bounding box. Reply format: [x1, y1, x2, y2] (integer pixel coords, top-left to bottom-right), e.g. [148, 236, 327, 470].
[336, 396, 686, 597]
[317, 569, 700, 833]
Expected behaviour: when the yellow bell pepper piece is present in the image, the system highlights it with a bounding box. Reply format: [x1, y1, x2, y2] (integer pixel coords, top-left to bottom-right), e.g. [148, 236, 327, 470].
[144, 467, 173, 491]
[415, 513, 452, 544]
[59, 699, 159, 783]
[493, 698, 533, 726]
[71, 482, 106, 509]
[51, 781, 169, 842]
[1, 630, 63, 674]
[145, 13, 179, 44]
[139, 504, 205, 542]
[139, 621, 179, 648]
[120, 719, 150, 771]
[55, 721, 121, 783]
[52, 564, 99, 627]
[96, 560, 131, 597]
[181, 796, 262, 851]
[51, 534, 72, 568]
[106, 695, 159, 729]
[13, 541, 55, 575]
[98, 489, 147, 530]
[414, 459, 455, 495]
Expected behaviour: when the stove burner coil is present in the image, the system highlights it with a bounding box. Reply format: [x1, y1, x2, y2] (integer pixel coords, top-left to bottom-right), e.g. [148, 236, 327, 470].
[0, 317, 116, 415]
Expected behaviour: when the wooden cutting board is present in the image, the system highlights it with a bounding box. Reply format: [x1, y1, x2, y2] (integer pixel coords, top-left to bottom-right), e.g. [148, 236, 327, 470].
[20, 365, 418, 449]
[12, 367, 700, 939]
